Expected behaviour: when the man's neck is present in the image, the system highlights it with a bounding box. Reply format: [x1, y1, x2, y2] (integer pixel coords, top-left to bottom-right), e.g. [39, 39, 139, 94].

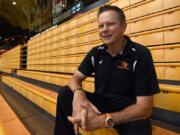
[107, 37, 126, 57]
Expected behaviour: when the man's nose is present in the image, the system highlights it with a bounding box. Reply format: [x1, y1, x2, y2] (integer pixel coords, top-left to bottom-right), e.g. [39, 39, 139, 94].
[102, 25, 109, 31]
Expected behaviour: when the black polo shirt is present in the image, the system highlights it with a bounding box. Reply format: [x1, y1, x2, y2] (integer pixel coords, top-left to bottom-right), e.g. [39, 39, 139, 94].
[78, 36, 160, 109]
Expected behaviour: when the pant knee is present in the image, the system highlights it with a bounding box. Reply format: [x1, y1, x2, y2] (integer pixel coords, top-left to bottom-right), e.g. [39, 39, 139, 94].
[56, 86, 73, 111]
[58, 86, 72, 97]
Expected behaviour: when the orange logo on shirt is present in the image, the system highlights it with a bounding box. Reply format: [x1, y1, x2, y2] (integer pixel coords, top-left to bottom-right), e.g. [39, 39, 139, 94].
[117, 61, 129, 70]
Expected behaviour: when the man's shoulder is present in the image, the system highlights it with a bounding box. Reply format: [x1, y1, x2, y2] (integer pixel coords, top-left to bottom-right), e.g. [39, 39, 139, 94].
[89, 44, 106, 54]
[125, 36, 150, 56]
[131, 41, 150, 56]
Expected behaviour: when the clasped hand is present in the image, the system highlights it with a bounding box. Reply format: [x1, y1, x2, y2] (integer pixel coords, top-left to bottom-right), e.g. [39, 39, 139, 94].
[67, 91, 104, 134]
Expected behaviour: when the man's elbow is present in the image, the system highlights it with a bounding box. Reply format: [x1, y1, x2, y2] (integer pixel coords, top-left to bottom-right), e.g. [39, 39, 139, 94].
[142, 107, 152, 119]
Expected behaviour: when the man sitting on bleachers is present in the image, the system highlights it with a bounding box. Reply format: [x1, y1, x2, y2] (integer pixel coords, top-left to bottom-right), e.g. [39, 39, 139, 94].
[54, 5, 160, 135]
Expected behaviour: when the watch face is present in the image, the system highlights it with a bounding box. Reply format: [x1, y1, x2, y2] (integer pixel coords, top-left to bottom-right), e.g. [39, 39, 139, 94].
[107, 118, 114, 128]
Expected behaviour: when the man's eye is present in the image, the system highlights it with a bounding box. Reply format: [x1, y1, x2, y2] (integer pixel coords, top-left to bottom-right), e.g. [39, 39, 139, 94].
[108, 23, 114, 26]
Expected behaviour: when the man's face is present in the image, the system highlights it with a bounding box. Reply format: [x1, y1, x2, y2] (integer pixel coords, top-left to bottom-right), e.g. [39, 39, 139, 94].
[98, 10, 126, 46]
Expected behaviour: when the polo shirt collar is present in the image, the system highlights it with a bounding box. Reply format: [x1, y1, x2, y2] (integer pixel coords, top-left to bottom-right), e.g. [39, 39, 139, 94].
[102, 36, 133, 57]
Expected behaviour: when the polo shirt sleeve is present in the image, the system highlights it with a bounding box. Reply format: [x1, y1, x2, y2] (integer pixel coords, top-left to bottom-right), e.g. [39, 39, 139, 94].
[134, 48, 160, 96]
[78, 48, 95, 76]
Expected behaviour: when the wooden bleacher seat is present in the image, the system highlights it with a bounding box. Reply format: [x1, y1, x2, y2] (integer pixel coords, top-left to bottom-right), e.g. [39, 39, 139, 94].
[154, 84, 180, 112]
[152, 125, 179, 135]
[155, 63, 180, 81]
[0, 94, 30, 135]
[0, 69, 14, 74]
[17, 69, 180, 97]
[16, 70, 94, 92]
[1, 76, 57, 116]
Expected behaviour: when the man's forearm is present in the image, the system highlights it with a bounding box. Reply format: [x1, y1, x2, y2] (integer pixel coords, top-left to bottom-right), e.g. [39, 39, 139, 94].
[68, 78, 82, 92]
[68, 71, 86, 92]
[111, 96, 153, 125]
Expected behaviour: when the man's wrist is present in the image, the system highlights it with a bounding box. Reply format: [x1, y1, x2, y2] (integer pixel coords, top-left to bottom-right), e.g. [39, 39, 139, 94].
[73, 87, 84, 93]
[99, 114, 107, 128]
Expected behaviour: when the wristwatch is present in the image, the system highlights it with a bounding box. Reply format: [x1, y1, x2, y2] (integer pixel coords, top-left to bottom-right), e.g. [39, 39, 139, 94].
[105, 113, 114, 128]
